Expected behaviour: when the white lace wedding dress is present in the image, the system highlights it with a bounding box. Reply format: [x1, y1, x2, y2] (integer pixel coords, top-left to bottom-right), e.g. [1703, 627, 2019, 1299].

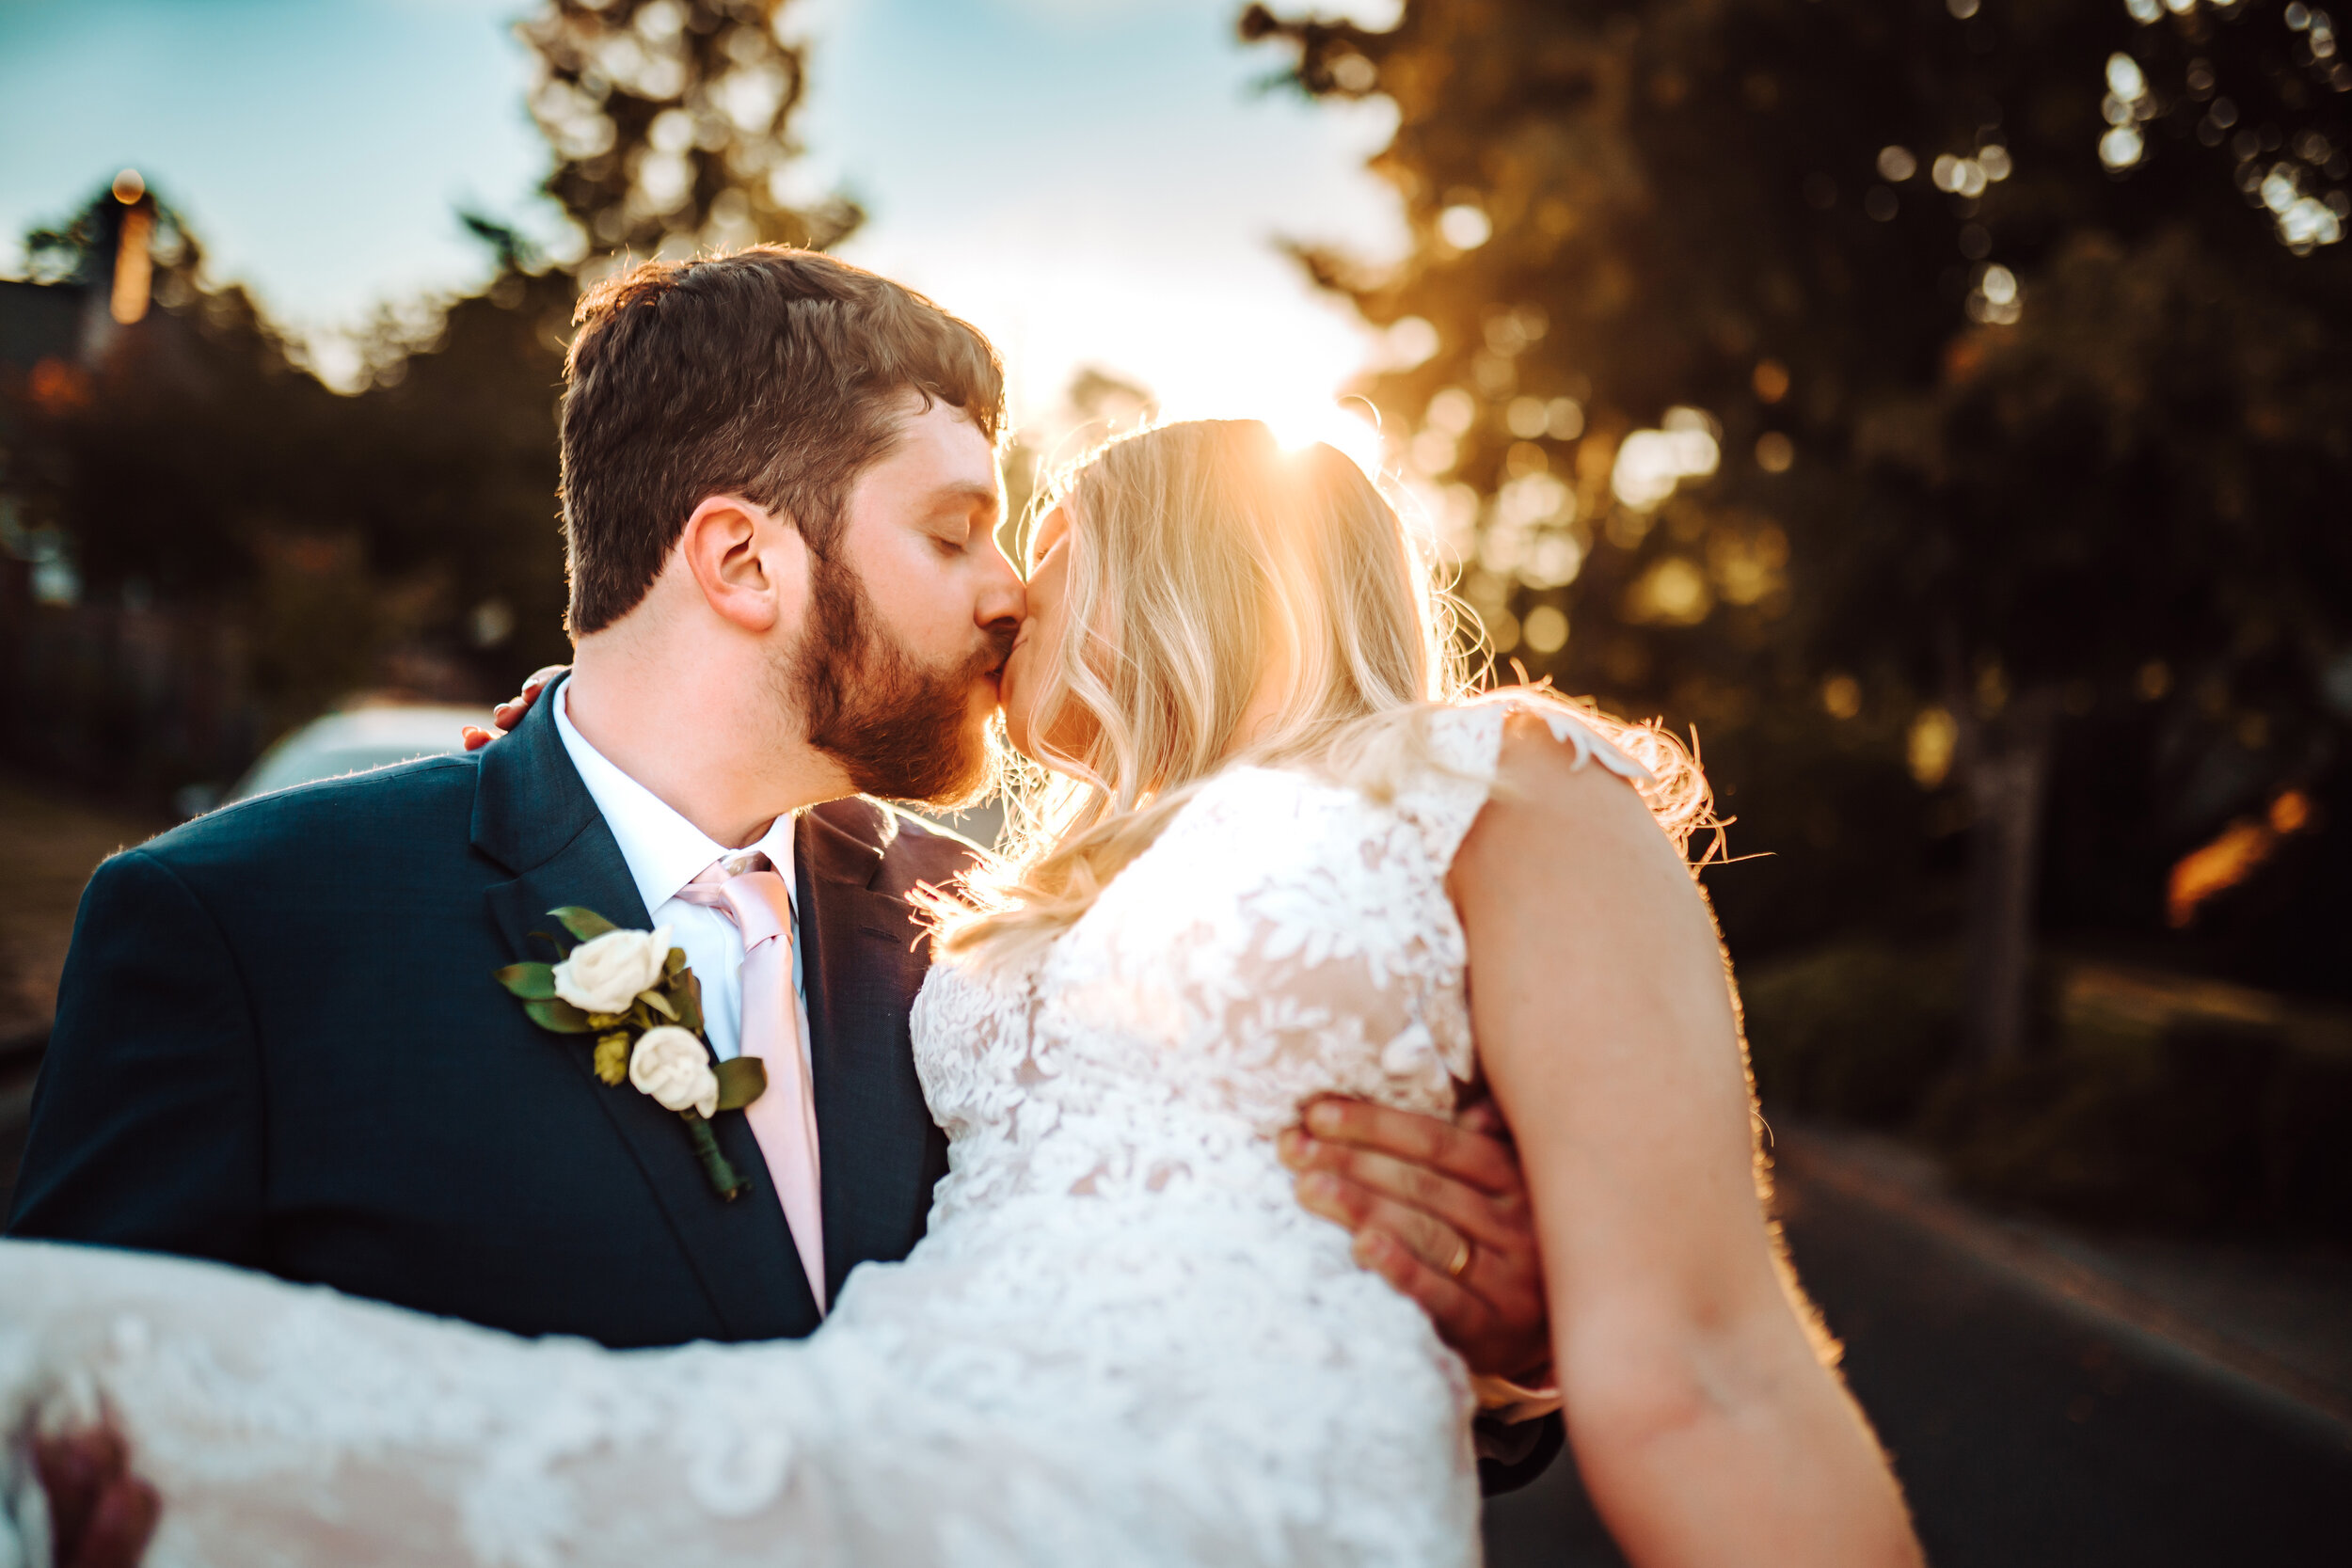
[0, 704, 1643, 1568]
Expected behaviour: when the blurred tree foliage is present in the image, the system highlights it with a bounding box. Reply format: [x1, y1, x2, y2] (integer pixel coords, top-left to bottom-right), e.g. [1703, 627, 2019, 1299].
[7, 188, 586, 737]
[5, 0, 850, 777]
[1246, 0, 2352, 1066]
[356, 0, 862, 660]
[13, 190, 343, 608]
[522, 0, 858, 261]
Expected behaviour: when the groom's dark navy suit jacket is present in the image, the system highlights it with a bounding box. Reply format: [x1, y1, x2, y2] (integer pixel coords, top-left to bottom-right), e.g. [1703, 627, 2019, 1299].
[8, 683, 954, 1344]
[9, 680, 1561, 1489]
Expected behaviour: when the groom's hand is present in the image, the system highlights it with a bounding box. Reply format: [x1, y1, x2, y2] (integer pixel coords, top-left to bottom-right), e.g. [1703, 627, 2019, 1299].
[1279, 1091, 1551, 1385]
[461, 664, 569, 751]
[35, 1424, 159, 1568]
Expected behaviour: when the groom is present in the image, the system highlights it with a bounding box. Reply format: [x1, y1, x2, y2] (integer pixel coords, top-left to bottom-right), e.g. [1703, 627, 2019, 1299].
[10, 248, 1561, 1496]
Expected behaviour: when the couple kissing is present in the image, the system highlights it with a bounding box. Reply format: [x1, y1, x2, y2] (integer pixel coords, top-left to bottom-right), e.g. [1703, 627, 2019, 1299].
[4, 247, 1920, 1568]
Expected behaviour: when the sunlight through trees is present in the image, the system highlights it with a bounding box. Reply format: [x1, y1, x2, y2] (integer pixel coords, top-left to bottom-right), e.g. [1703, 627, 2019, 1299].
[1247, 0, 2352, 1133]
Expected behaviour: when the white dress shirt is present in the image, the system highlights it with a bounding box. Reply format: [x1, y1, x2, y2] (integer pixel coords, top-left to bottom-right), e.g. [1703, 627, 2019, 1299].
[553, 684, 810, 1069]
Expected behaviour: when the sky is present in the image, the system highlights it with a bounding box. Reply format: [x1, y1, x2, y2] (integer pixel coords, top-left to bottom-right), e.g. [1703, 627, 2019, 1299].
[0, 0, 1409, 438]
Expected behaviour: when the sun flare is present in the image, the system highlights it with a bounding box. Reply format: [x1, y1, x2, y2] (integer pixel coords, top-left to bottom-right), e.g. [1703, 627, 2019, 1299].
[1156, 391, 1387, 478]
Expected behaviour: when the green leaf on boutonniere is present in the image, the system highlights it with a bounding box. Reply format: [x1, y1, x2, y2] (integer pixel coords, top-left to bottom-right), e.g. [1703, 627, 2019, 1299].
[493, 962, 557, 1000]
[663, 945, 688, 978]
[673, 969, 705, 1034]
[549, 906, 618, 942]
[683, 1111, 745, 1200]
[524, 996, 595, 1034]
[639, 988, 679, 1021]
[713, 1055, 767, 1112]
[592, 1032, 631, 1085]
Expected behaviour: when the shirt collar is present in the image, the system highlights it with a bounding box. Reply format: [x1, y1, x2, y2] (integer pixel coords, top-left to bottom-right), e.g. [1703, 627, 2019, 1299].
[553, 681, 796, 915]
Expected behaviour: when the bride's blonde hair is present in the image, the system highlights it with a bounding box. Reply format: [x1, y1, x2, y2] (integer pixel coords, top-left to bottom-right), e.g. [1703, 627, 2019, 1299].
[927, 419, 1710, 966]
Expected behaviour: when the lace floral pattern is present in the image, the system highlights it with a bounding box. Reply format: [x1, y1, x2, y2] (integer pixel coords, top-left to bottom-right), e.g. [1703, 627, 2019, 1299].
[1, 703, 1641, 1568]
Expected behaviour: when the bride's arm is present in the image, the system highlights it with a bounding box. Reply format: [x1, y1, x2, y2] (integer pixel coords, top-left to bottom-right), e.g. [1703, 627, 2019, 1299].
[1452, 712, 1922, 1568]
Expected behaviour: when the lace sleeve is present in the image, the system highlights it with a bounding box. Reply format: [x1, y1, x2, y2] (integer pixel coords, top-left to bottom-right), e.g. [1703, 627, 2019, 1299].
[1396, 700, 1653, 877]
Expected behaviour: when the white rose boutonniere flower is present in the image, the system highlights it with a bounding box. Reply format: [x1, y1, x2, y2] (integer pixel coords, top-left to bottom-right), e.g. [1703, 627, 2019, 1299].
[631, 1025, 721, 1119]
[496, 906, 767, 1201]
[553, 926, 675, 1016]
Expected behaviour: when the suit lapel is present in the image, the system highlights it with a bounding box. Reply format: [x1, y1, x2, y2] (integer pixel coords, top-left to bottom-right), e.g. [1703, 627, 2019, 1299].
[798, 803, 940, 1302]
[475, 677, 814, 1339]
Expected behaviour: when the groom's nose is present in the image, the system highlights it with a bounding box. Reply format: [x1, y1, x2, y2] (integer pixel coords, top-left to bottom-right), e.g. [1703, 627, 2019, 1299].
[976, 535, 1026, 633]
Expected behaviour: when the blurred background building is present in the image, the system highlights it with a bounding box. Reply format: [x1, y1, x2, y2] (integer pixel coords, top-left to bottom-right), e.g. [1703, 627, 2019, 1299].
[3, 0, 2348, 1561]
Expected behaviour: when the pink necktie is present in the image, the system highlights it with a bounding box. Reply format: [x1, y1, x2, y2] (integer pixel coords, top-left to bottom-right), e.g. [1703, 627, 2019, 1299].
[680, 854, 826, 1311]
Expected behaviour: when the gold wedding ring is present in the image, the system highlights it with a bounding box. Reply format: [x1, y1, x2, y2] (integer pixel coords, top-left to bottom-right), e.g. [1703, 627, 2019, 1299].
[1445, 1235, 1472, 1280]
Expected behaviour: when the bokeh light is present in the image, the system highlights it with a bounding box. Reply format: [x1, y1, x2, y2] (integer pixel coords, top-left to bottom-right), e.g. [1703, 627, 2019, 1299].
[1437, 203, 1492, 250]
[1611, 408, 1721, 510]
[1907, 707, 1958, 788]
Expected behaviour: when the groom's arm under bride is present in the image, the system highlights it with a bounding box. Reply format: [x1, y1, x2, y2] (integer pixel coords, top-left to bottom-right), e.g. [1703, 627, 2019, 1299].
[1281, 1090, 1549, 1386]
[1279, 1087, 1567, 1482]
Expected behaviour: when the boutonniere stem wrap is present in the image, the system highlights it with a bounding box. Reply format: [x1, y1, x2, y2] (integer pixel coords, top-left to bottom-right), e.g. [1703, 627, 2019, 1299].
[497, 906, 766, 1200]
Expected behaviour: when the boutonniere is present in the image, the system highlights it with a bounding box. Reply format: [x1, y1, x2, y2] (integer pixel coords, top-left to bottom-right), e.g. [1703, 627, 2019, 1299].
[496, 907, 766, 1200]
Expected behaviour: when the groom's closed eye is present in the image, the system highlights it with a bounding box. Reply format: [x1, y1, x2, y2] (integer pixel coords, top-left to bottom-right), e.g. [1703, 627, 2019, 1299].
[927, 514, 993, 559]
[924, 483, 999, 540]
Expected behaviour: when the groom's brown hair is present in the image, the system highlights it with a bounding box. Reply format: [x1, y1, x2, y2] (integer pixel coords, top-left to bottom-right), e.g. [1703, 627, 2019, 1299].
[558, 246, 1005, 635]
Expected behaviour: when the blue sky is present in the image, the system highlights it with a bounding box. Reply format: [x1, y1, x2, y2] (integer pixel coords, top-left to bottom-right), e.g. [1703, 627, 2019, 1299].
[0, 0, 1406, 429]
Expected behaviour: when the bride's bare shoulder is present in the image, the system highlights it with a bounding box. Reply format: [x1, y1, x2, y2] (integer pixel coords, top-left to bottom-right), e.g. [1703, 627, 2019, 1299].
[1495, 705, 1644, 790]
[1450, 705, 1703, 909]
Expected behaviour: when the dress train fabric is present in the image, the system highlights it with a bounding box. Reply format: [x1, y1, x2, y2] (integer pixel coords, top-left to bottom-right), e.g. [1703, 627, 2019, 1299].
[0, 703, 1645, 1568]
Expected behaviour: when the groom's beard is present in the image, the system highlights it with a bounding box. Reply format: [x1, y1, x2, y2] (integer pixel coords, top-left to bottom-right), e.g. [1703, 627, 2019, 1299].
[794, 552, 1010, 809]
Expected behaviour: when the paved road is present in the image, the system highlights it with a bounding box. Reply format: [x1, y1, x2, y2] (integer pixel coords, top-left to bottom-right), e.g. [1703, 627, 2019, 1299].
[1482, 1156, 2352, 1567]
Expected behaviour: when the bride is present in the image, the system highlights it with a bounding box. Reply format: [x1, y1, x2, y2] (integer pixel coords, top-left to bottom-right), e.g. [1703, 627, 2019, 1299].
[0, 420, 1919, 1567]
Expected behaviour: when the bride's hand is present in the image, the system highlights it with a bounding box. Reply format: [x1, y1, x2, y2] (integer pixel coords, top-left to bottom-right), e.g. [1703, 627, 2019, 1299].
[1279, 1092, 1552, 1387]
[35, 1424, 160, 1568]
[461, 665, 569, 752]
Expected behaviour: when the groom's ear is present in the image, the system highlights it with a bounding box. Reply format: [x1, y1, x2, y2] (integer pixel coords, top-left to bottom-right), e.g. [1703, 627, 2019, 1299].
[675, 494, 811, 637]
